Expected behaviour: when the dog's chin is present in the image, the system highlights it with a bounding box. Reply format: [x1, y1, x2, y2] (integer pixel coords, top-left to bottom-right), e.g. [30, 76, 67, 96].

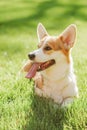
[37, 59, 56, 71]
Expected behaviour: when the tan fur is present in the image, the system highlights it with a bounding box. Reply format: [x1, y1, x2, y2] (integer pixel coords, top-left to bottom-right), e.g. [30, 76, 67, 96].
[21, 60, 33, 72]
[34, 73, 43, 89]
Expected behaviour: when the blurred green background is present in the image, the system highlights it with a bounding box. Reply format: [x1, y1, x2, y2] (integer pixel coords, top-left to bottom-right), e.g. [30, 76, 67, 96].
[0, 0, 87, 33]
[0, 0, 87, 130]
[0, 0, 87, 58]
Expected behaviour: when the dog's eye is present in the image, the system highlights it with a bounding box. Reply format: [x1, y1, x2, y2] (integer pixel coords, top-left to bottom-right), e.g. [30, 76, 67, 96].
[44, 46, 52, 51]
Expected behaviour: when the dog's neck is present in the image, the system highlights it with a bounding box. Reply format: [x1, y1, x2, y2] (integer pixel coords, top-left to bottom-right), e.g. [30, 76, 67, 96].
[41, 55, 73, 82]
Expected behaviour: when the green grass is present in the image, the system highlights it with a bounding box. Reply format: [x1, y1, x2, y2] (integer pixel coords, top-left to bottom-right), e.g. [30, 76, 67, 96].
[0, 0, 87, 130]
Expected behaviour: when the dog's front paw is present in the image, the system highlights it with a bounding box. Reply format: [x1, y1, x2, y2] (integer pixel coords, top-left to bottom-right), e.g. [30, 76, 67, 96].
[53, 96, 63, 104]
[61, 97, 73, 107]
[34, 86, 43, 97]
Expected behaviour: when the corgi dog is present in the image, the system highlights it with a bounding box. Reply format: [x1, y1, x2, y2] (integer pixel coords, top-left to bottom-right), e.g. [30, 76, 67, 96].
[22, 23, 78, 106]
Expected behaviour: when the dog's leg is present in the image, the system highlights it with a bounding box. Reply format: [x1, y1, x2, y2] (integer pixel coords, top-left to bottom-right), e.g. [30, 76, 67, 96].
[34, 74, 47, 97]
[53, 96, 63, 104]
[34, 72, 43, 89]
[61, 97, 73, 107]
[34, 86, 43, 96]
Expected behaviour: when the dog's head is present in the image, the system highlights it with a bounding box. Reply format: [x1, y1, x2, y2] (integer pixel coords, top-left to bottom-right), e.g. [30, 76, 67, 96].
[29, 23, 76, 64]
[24, 23, 76, 79]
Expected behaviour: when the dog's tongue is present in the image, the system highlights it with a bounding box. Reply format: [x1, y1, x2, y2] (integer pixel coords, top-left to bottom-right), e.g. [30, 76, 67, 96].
[25, 63, 39, 79]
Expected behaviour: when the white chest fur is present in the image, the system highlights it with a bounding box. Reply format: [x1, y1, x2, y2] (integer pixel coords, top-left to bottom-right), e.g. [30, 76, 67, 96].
[35, 58, 78, 105]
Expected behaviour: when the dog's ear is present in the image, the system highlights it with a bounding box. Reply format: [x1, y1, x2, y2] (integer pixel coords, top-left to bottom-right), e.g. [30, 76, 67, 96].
[37, 23, 48, 42]
[60, 24, 76, 50]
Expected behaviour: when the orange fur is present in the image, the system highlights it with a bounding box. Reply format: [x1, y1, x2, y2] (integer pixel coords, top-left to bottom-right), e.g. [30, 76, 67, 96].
[34, 73, 43, 89]
[21, 60, 33, 72]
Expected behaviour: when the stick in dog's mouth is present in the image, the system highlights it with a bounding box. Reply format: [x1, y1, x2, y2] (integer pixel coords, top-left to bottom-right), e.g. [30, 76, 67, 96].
[25, 59, 55, 79]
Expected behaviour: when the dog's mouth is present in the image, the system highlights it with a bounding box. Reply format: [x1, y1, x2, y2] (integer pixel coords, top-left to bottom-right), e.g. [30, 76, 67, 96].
[37, 59, 55, 71]
[25, 59, 55, 79]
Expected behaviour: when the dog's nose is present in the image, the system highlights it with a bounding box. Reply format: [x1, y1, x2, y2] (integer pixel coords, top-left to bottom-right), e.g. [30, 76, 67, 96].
[28, 53, 35, 60]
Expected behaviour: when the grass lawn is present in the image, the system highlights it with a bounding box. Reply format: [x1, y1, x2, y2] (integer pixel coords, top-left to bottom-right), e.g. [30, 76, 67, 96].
[0, 0, 87, 130]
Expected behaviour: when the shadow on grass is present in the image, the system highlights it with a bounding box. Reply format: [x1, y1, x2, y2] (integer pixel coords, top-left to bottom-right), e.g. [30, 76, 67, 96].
[0, 0, 87, 34]
[23, 95, 66, 130]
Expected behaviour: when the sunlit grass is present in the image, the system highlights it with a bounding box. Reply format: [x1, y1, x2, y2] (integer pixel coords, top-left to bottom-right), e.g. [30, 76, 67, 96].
[0, 0, 87, 130]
